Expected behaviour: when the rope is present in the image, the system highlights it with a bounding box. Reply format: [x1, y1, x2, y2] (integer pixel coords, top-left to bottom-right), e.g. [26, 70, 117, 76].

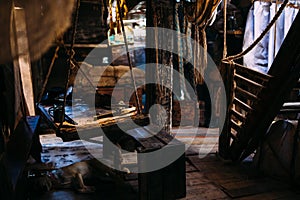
[223, 0, 289, 62]
[223, 0, 228, 59]
[116, 0, 142, 114]
[109, 0, 115, 35]
[37, 45, 60, 104]
[272, 0, 279, 59]
[59, 0, 81, 127]
[54, 39, 96, 90]
[69, 0, 80, 54]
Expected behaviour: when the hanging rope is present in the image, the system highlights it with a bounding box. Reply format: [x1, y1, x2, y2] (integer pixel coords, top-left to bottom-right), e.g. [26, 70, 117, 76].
[116, 0, 142, 114]
[223, 0, 289, 62]
[223, 0, 228, 59]
[55, 39, 96, 91]
[109, 0, 128, 35]
[272, 0, 279, 59]
[59, 0, 81, 127]
[37, 44, 60, 104]
[109, 0, 115, 35]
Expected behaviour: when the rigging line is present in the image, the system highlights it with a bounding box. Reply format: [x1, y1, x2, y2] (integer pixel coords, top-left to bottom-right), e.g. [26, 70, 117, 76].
[223, 0, 228, 59]
[116, 0, 142, 114]
[153, 2, 160, 98]
[272, 0, 278, 59]
[55, 40, 95, 90]
[193, 0, 200, 85]
[37, 45, 60, 104]
[156, 4, 162, 95]
[70, 0, 81, 53]
[59, 0, 81, 128]
[72, 59, 95, 90]
[223, 0, 289, 62]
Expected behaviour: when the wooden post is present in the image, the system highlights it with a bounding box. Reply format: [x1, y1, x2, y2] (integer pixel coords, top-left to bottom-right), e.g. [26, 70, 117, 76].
[218, 61, 234, 159]
[145, 0, 156, 114]
[11, 6, 36, 116]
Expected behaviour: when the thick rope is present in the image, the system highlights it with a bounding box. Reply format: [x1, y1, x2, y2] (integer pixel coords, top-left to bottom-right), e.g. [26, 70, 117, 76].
[55, 39, 98, 93]
[37, 45, 60, 104]
[223, 0, 228, 59]
[223, 0, 289, 62]
[59, 0, 81, 127]
[272, 0, 279, 59]
[116, 0, 142, 114]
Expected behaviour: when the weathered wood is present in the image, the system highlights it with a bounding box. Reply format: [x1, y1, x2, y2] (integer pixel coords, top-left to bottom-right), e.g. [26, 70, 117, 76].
[221, 179, 288, 198]
[280, 102, 300, 113]
[230, 131, 237, 139]
[37, 104, 149, 141]
[219, 61, 235, 159]
[238, 190, 300, 200]
[282, 102, 300, 109]
[229, 11, 300, 161]
[234, 74, 265, 89]
[233, 97, 253, 112]
[235, 86, 259, 101]
[230, 109, 246, 123]
[234, 63, 272, 82]
[136, 127, 186, 200]
[11, 7, 35, 116]
[230, 119, 242, 133]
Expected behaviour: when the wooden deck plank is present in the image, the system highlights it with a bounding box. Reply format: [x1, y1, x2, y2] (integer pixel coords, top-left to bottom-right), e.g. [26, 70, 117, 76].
[31, 127, 300, 199]
[238, 190, 299, 200]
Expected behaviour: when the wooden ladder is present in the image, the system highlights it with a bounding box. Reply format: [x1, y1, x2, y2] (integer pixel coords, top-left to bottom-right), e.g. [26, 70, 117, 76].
[219, 11, 300, 162]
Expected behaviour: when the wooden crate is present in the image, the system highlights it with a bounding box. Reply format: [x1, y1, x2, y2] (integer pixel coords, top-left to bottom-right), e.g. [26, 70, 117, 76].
[132, 128, 186, 200]
[101, 126, 186, 199]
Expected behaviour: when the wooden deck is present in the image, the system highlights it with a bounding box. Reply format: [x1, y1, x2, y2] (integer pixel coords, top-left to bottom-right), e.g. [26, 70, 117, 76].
[28, 126, 300, 199]
[29, 153, 300, 200]
[183, 154, 300, 200]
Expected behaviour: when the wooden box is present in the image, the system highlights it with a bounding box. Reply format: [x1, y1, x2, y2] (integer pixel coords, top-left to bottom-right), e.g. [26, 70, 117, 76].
[126, 128, 186, 200]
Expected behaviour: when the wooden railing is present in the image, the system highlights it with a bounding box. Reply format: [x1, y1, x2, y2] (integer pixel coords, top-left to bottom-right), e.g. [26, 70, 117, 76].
[219, 11, 300, 162]
[219, 61, 273, 160]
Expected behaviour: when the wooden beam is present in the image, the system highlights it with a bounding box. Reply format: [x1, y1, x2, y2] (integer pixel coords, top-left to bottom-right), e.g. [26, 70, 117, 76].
[230, 109, 246, 123]
[229, 11, 300, 161]
[235, 86, 259, 101]
[233, 98, 253, 112]
[234, 63, 272, 82]
[234, 74, 265, 89]
[11, 6, 35, 116]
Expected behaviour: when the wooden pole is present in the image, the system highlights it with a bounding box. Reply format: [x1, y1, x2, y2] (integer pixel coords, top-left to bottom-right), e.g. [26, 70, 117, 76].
[11, 6, 35, 116]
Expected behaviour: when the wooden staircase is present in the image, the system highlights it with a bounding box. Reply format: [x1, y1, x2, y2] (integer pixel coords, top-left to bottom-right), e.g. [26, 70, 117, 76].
[219, 11, 300, 162]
